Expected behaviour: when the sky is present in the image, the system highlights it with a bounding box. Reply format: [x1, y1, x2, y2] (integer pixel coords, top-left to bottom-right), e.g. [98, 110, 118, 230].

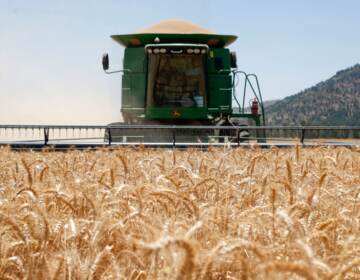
[1, 0, 359, 124]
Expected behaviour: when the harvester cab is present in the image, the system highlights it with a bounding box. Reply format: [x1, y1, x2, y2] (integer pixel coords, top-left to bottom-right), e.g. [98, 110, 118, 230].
[103, 20, 265, 143]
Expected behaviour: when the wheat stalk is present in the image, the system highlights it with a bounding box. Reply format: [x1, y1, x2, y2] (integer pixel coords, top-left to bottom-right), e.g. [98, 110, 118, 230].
[0, 146, 358, 279]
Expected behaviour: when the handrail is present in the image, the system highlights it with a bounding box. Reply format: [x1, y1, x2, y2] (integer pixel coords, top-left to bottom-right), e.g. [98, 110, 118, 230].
[246, 74, 266, 126]
[232, 70, 266, 125]
[231, 70, 246, 110]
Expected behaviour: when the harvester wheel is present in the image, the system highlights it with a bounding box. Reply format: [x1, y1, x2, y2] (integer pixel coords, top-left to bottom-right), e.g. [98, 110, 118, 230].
[218, 119, 235, 143]
[238, 126, 250, 143]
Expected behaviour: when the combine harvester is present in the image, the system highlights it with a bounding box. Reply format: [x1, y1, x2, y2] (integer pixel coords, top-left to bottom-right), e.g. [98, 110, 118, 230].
[1, 20, 359, 148]
[102, 19, 265, 144]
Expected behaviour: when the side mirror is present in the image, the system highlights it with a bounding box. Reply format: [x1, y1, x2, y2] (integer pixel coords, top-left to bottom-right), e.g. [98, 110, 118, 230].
[102, 53, 109, 71]
[230, 51, 237, 68]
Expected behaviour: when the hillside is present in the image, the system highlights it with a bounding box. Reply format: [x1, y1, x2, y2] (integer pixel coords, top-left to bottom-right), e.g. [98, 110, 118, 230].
[261, 99, 279, 108]
[266, 64, 360, 125]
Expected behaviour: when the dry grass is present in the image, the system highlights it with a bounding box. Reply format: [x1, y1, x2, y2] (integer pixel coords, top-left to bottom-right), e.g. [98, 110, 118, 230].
[0, 145, 359, 279]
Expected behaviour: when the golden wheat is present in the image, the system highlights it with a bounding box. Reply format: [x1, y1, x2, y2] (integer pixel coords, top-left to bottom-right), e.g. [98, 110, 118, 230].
[0, 146, 359, 279]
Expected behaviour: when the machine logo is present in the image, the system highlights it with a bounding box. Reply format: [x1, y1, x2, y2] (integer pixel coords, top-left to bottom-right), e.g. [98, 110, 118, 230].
[172, 110, 182, 118]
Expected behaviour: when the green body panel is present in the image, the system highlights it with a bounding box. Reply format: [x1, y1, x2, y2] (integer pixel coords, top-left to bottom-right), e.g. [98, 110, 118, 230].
[207, 74, 232, 113]
[112, 33, 237, 48]
[123, 48, 147, 72]
[207, 49, 231, 73]
[206, 49, 232, 114]
[146, 107, 208, 119]
[121, 75, 131, 108]
[121, 48, 147, 113]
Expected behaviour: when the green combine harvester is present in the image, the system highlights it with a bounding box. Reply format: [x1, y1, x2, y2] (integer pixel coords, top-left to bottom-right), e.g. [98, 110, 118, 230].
[102, 20, 266, 143]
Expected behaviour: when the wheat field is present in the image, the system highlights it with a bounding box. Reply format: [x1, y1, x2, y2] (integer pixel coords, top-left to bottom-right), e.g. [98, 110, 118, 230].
[0, 146, 359, 279]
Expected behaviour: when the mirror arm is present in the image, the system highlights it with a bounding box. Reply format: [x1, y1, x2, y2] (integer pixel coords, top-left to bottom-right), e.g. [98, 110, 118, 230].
[104, 69, 131, 75]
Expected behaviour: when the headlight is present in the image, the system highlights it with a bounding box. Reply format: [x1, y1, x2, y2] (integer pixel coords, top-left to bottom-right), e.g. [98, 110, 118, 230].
[160, 48, 166, 54]
[201, 49, 207, 54]
[187, 48, 194, 54]
[147, 49, 152, 54]
[153, 48, 160, 54]
[194, 49, 200, 54]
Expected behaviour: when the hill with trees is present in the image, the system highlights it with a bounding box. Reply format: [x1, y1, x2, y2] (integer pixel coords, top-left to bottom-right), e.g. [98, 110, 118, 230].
[266, 64, 360, 125]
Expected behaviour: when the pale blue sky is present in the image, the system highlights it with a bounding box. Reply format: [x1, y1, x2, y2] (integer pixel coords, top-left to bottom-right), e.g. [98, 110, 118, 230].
[1, 0, 359, 124]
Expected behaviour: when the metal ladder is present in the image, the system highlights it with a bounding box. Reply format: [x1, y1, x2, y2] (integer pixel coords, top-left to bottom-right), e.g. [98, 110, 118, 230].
[232, 70, 266, 126]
